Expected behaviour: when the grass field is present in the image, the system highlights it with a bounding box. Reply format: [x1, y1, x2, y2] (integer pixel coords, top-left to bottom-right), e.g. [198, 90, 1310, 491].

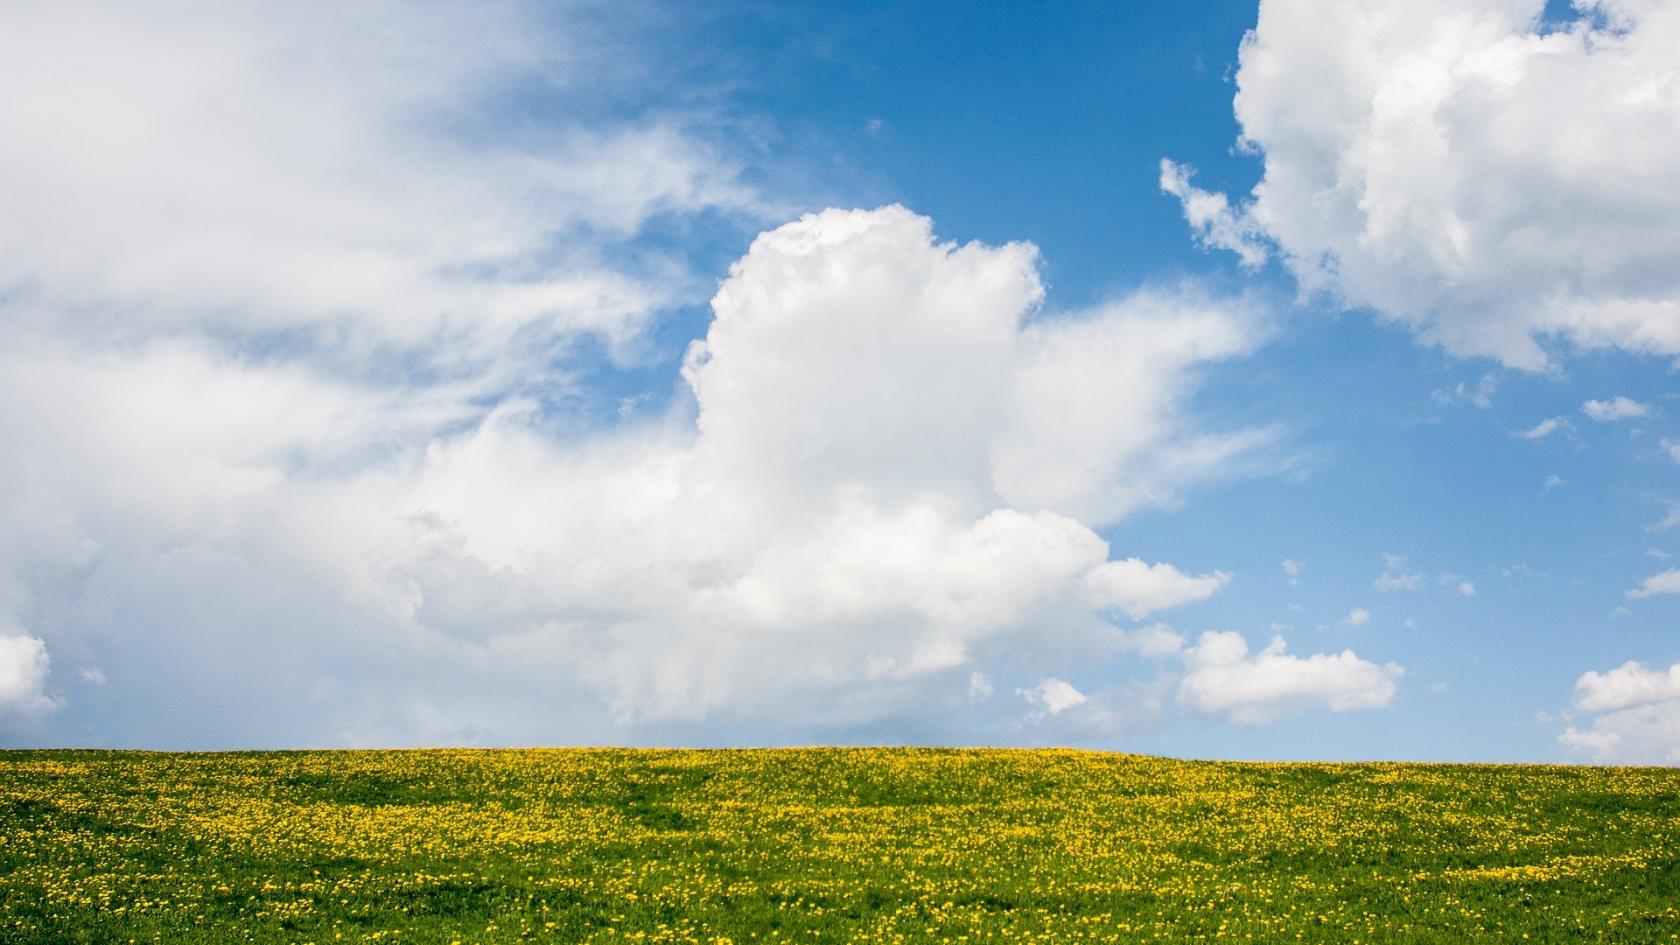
[1, 749, 1677, 944]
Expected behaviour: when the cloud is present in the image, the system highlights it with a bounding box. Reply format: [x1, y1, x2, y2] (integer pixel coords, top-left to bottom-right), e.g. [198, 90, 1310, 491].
[1164, 0, 1680, 369]
[1582, 396, 1651, 421]
[0, 2, 761, 380]
[1652, 502, 1680, 532]
[1627, 568, 1680, 599]
[1374, 554, 1425, 592]
[1517, 417, 1570, 440]
[0, 4, 1418, 749]
[421, 208, 1268, 725]
[1431, 372, 1499, 409]
[1018, 678, 1089, 716]
[0, 633, 56, 713]
[1178, 632, 1402, 726]
[1281, 558, 1301, 585]
[1345, 608, 1372, 627]
[1083, 560, 1231, 620]
[0, 195, 1303, 745]
[988, 288, 1280, 524]
[1543, 474, 1566, 490]
[1436, 572, 1476, 596]
[1158, 160, 1270, 268]
[1571, 661, 1680, 713]
[1120, 623, 1188, 660]
[1560, 660, 1680, 763]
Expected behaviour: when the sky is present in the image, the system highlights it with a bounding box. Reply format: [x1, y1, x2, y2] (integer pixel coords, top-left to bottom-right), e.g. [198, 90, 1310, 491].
[2, 0, 1679, 762]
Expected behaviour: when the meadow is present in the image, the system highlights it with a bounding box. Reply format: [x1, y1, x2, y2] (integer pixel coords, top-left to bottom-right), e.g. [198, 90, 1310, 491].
[1, 748, 1676, 944]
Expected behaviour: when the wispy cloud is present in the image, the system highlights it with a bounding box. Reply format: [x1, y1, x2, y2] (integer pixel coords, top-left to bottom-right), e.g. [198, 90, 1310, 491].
[1516, 417, 1570, 440]
[1628, 569, 1680, 600]
[1374, 554, 1424, 592]
[1281, 558, 1301, 586]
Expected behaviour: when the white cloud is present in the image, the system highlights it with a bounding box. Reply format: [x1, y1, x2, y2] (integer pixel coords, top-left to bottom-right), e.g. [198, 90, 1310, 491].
[1653, 502, 1680, 532]
[1437, 572, 1477, 596]
[1165, 0, 1680, 369]
[1375, 554, 1425, 592]
[1083, 559, 1231, 620]
[1345, 608, 1372, 627]
[1121, 623, 1188, 660]
[0, 634, 56, 713]
[1158, 160, 1271, 268]
[1431, 372, 1499, 408]
[1572, 660, 1680, 713]
[1517, 417, 1570, 440]
[989, 288, 1278, 525]
[1662, 438, 1680, 464]
[0, 2, 761, 381]
[1543, 474, 1566, 490]
[1560, 660, 1680, 763]
[1628, 568, 1680, 599]
[1178, 632, 1401, 726]
[1018, 677, 1089, 716]
[1583, 396, 1651, 421]
[0, 4, 1421, 749]
[0, 197, 1291, 744]
[1281, 558, 1301, 585]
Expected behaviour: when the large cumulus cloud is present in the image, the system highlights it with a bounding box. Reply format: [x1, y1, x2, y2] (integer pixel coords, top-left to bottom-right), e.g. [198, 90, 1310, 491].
[0, 203, 1325, 745]
[0, 3, 1404, 746]
[1165, 0, 1680, 368]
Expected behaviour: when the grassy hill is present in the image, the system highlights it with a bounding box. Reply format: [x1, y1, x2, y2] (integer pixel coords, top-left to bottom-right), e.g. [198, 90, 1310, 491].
[2, 748, 1677, 943]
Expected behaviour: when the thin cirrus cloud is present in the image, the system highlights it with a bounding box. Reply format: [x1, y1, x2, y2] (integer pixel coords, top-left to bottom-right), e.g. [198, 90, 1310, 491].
[1163, 0, 1680, 369]
[1374, 554, 1425, 592]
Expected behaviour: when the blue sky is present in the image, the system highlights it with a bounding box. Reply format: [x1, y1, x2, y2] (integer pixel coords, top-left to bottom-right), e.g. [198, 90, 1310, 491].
[2, 0, 1678, 761]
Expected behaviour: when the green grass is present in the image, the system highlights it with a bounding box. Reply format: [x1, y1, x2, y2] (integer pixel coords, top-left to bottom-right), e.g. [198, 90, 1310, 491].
[1, 748, 1677, 943]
